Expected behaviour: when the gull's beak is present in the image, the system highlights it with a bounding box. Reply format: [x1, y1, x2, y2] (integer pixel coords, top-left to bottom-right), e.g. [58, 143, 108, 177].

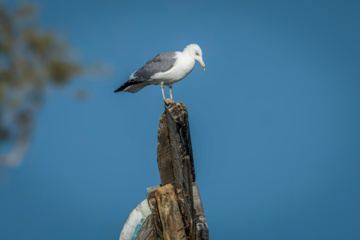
[199, 59, 206, 70]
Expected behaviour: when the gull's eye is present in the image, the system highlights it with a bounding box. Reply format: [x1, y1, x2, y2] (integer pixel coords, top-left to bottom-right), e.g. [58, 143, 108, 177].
[195, 52, 200, 56]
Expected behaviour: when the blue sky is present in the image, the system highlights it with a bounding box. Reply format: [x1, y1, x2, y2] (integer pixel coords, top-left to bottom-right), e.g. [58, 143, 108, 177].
[1, 0, 360, 239]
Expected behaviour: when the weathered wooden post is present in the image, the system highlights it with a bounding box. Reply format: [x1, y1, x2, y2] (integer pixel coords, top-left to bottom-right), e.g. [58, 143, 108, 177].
[119, 100, 209, 240]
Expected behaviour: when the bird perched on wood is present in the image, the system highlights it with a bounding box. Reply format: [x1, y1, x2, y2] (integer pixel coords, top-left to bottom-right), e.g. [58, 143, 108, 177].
[114, 44, 205, 100]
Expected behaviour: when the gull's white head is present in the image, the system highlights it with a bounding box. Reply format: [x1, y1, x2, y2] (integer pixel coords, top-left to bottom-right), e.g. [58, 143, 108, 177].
[183, 44, 205, 70]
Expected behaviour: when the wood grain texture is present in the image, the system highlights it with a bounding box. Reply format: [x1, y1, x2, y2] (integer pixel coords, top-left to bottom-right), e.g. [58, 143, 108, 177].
[155, 184, 186, 240]
[192, 182, 209, 240]
[157, 100, 196, 185]
[147, 185, 161, 202]
[136, 215, 157, 240]
[157, 111, 174, 185]
[146, 185, 162, 240]
[121, 100, 208, 240]
[157, 100, 196, 239]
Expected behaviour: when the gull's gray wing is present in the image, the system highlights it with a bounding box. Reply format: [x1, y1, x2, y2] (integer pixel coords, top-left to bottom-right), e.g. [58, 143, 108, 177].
[114, 52, 177, 93]
[133, 52, 177, 80]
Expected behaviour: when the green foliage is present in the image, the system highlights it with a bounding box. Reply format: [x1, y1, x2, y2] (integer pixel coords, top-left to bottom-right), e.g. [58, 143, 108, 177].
[0, 2, 84, 166]
[0, 3, 82, 89]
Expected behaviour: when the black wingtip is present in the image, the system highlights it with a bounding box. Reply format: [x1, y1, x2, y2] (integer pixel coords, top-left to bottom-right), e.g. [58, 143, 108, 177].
[114, 85, 126, 93]
[114, 81, 133, 93]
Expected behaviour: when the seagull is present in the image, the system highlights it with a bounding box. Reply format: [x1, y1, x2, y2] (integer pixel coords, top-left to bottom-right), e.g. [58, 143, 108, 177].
[114, 44, 205, 100]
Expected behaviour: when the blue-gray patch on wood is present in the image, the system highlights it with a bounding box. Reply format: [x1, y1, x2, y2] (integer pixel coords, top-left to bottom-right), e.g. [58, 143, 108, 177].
[131, 218, 146, 240]
[119, 199, 152, 240]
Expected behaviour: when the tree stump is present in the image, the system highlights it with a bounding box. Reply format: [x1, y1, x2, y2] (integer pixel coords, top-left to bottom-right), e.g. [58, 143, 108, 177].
[120, 100, 208, 240]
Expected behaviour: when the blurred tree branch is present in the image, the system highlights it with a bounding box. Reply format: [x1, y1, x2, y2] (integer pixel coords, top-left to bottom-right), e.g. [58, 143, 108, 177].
[0, 2, 84, 167]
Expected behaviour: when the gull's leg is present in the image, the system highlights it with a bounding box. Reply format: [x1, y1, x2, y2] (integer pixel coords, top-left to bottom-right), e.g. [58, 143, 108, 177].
[169, 85, 173, 100]
[160, 82, 165, 100]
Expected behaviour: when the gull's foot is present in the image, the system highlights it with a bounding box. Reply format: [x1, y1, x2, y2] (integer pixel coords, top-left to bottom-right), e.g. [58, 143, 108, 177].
[164, 98, 175, 105]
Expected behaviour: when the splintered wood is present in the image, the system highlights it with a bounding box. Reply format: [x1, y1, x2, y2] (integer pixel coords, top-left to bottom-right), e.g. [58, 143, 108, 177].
[153, 100, 208, 240]
[155, 184, 186, 240]
[120, 100, 208, 240]
[157, 100, 196, 184]
[157, 100, 196, 240]
[135, 215, 157, 240]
